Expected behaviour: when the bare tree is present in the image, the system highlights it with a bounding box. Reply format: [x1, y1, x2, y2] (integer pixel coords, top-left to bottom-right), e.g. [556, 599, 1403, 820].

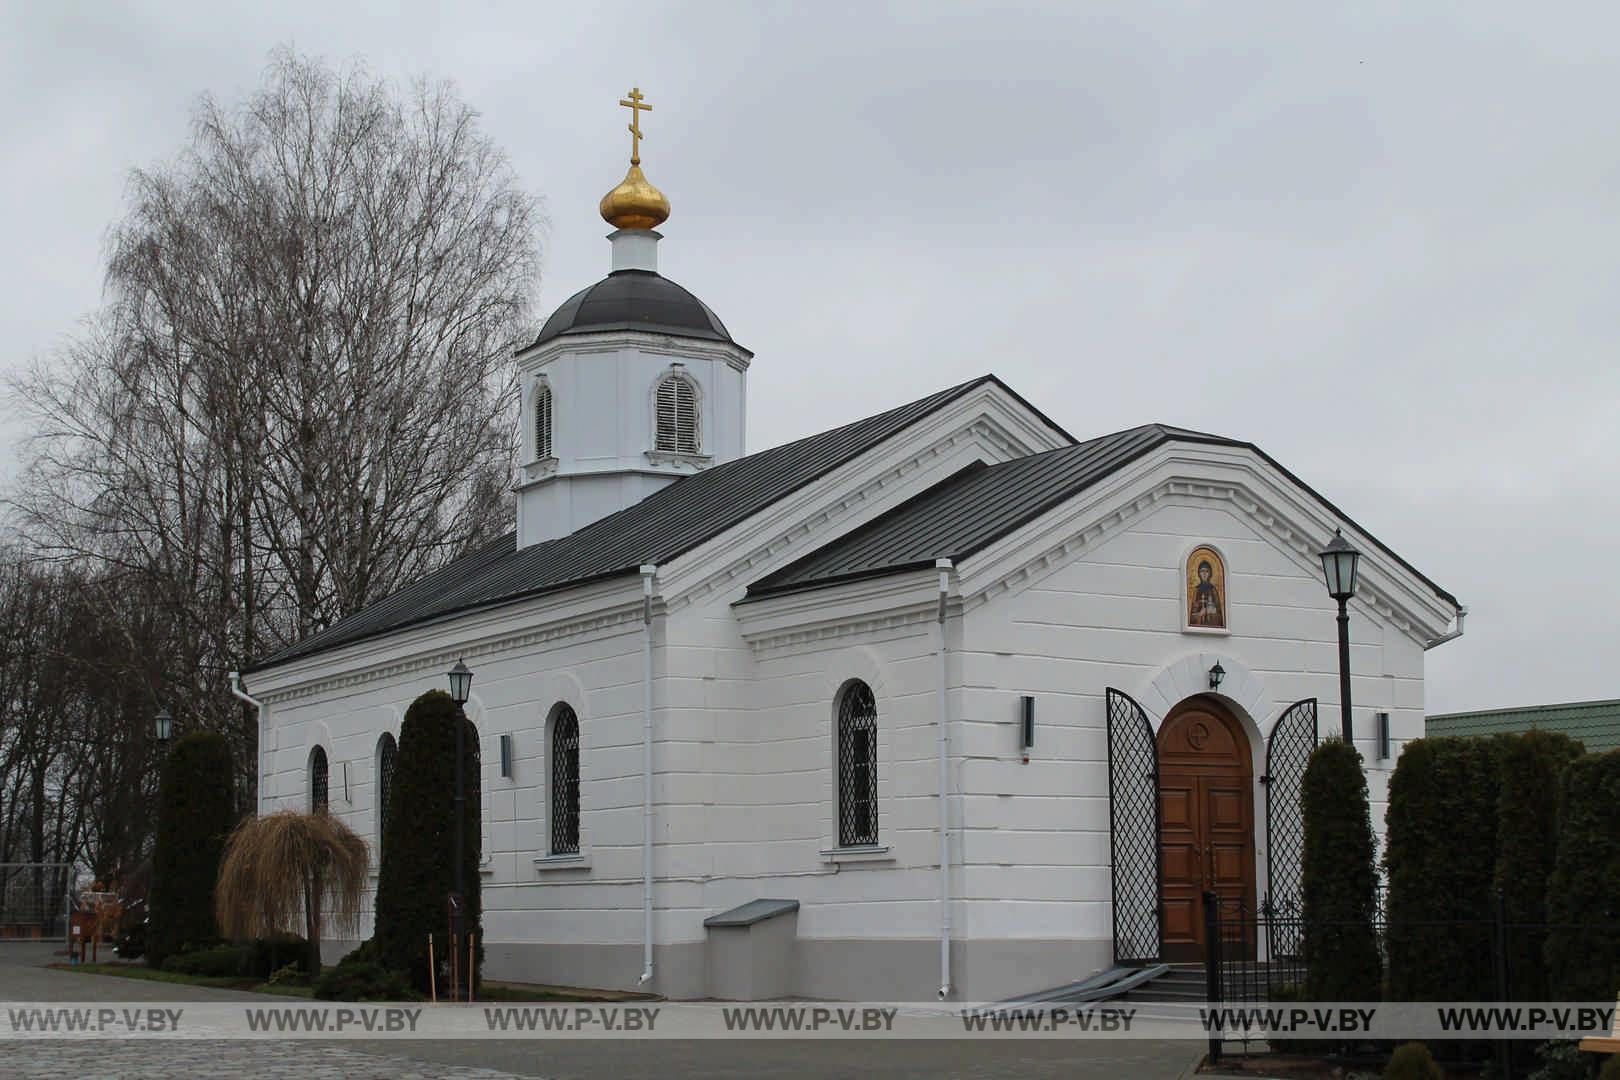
[4, 47, 540, 850]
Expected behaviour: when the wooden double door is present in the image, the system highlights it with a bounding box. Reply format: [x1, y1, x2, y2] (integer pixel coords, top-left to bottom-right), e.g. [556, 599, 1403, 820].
[1157, 696, 1256, 962]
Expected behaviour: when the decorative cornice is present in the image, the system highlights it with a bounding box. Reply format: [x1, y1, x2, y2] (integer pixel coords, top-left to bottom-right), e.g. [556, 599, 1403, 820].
[256, 600, 652, 706]
[744, 602, 942, 658]
[666, 415, 1025, 616]
[517, 329, 753, 371]
[737, 460, 1448, 654]
[961, 469, 1441, 641]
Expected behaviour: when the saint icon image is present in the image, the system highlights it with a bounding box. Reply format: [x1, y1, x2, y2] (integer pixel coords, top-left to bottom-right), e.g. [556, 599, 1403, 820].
[1186, 546, 1227, 630]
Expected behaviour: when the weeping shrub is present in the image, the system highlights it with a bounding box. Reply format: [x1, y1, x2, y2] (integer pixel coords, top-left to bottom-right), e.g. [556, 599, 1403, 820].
[1301, 740, 1381, 1003]
[1545, 750, 1620, 1002]
[214, 810, 370, 975]
[148, 732, 236, 967]
[373, 690, 482, 993]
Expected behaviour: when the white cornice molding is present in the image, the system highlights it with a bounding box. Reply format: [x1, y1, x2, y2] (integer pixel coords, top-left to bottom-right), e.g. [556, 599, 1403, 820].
[658, 384, 1067, 614]
[735, 570, 945, 656]
[733, 444, 1455, 652]
[247, 577, 652, 704]
[956, 446, 1455, 642]
[516, 329, 753, 371]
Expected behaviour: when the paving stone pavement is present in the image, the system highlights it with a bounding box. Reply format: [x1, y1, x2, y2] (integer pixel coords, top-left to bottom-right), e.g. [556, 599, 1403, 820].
[0, 944, 1206, 1078]
[0, 1041, 540, 1080]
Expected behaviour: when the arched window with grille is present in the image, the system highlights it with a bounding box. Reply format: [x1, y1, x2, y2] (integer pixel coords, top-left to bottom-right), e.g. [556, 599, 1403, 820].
[549, 704, 580, 855]
[309, 746, 329, 814]
[654, 373, 699, 453]
[376, 733, 397, 845]
[533, 381, 553, 460]
[836, 681, 879, 847]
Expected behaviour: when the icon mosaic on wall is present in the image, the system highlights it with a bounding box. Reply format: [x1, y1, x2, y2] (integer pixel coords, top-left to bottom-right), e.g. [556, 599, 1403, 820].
[1186, 546, 1227, 630]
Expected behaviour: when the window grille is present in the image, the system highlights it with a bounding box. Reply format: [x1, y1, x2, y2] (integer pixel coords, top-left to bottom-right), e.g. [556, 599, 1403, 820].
[550, 705, 580, 854]
[837, 681, 879, 847]
[655, 375, 699, 453]
[310, 746, 329, 814]
[377, 733, 397, 844]
[534, 383, 553, 460]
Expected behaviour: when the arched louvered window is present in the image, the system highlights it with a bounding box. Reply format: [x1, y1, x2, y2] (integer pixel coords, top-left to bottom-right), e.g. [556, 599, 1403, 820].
[376, 733, 397, 845]
[549, 705, 580, 855]
[533, 382, 553, 460]
[836, 681, 879, 847]
[309, 746, 329, 814]
[654, 374, 699, 453]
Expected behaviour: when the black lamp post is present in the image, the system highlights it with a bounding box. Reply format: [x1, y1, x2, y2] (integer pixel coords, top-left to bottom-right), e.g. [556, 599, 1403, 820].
[447, 659, 472, 995]
[1318, 528, 1362, 744]
[1207, 662, 1226, 692]
[154, 707, 173, 745]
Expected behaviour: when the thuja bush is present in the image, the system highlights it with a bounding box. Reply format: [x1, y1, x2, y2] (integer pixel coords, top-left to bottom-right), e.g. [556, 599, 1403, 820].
[373, 690, 482, 993]
[1495, 730, 1584, 1001]
[1301, 740, 1381, 1003]
[1384, 736, 1505, 1002]
[1382, 1042, 1443, 1080]
[1545, 749, 1620, 1002]
[147, 732, 236, 967]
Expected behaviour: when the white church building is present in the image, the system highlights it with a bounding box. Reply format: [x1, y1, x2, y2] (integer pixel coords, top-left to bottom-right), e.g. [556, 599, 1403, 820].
[242, 100, 1464, 1002]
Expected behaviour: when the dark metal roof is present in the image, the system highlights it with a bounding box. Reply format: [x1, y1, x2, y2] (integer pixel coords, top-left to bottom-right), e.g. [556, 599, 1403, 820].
[248, 375, 1034, 672]
[747, 424, 1460, 608]
[530, 270, 739, 350]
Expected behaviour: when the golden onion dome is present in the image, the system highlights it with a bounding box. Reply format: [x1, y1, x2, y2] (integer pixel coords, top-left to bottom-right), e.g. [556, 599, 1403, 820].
[599, 163, 670, 231]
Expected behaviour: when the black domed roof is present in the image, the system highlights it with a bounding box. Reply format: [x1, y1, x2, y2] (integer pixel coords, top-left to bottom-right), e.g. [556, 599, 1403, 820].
[531, 270, 737, 349]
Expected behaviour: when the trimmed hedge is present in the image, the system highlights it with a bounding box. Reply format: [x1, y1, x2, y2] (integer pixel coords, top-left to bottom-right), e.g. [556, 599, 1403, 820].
[373, 690, 482, 994]
[1384, 736, 1503, 1002]
[1495, 730, 1584, 1001]
[1301, 740, 1381, 1002]
[162, 943, 256, 977]
[159, 935, 311, 979]
[1546, 750, 1620, 1002]
[313, 957, 417, 1001]
[147, 732, 236, 967]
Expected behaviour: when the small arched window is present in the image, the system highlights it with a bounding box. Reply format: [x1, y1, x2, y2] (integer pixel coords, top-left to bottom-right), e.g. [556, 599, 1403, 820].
[376, 733, 397, 845]
[836, 681, 879, 847]
[549, 705, 580, 855]
[533, 382, 553, 460]
[309, 746, 329, 814]
[654, 374, 699, 454]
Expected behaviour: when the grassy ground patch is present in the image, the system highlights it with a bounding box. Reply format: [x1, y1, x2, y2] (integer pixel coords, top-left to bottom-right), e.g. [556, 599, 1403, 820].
[53, 963, 652, 1003]
[50, 962, 314, 997]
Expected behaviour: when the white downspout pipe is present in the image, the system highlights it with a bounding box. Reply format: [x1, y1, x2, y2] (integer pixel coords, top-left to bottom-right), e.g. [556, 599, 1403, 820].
[1423, 605, 1468, 650]
[638, 565, 657, 986]
[229, 672, 267, 817]
[935, 558, 953, 1000]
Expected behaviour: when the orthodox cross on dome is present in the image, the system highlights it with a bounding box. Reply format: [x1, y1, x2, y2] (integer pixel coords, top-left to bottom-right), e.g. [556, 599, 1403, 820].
[619, 86, 652, 165]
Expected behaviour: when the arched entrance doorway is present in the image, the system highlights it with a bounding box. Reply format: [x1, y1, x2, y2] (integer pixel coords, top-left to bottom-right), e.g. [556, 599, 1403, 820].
[1157, 695, 1255, 962]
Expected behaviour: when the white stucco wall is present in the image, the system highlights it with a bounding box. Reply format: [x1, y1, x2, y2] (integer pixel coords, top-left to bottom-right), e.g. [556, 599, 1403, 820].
[250, 390, 1452, 1001]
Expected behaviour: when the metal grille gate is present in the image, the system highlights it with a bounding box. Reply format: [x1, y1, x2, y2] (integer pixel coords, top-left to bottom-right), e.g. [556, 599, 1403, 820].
[1262, 698, 1317, 957]
[1106, 688, 1162, 964]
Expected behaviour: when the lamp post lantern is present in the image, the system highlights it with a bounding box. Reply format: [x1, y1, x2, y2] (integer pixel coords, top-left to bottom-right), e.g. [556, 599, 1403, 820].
[154, 708, 173, 745]
[1318, 528, 1362, 744]
[447, 660, 472, 998]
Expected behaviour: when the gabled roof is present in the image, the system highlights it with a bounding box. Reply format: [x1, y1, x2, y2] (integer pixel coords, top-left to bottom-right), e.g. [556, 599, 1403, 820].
[746, 423, 1459, 608]
[249, 375, 1059, 672]
[1427, 699, 1620, 754]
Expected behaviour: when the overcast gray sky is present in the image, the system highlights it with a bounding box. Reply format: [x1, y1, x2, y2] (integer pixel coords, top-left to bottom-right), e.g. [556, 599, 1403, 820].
[4, 2, 1617, 714]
